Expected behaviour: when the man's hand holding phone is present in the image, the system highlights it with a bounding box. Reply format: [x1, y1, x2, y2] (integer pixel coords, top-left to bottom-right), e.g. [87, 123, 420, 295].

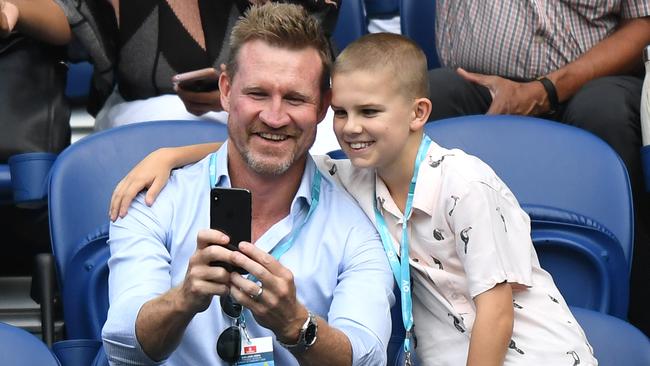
[173, 66, 224, 116]
[227, 241, 309, 344]
[206, 187, 307, 338]
[180, 229, 236, 314]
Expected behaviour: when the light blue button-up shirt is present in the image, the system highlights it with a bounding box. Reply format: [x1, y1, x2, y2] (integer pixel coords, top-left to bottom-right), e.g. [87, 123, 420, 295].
[102, 142, 394, 365]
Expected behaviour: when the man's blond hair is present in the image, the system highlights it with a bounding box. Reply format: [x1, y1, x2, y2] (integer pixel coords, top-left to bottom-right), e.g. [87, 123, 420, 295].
[227, 3, 332, 91]
[333, 33, 429, 99]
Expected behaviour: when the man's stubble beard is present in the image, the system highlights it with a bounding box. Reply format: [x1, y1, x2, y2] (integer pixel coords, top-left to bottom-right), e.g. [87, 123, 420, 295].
[243, 146, 295, 176]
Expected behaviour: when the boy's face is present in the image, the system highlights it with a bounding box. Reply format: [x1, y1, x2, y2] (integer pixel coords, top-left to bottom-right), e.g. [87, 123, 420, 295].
[331, 69, 416, 171]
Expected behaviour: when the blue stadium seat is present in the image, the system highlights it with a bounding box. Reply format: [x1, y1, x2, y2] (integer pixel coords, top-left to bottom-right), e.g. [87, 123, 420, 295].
[424, 115, 633, 318]
[642, 144, 650, 191]
[365, 0, 399, 17]
[400, 0, 440, 69]
[0, 164, 11, 204]
[0, 322, 60, 366]
[571, 307, 650, 365]
[332, 0, 367, 53]
[47, 121, 229, 361]
[64, 61, 93, 105]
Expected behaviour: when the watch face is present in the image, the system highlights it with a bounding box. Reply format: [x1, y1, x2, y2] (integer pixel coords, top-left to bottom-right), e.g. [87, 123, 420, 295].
[305, 321, 317, 344]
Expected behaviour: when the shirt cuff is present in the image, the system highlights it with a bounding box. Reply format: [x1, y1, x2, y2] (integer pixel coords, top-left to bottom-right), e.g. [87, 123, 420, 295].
[102, 296, 165, 365]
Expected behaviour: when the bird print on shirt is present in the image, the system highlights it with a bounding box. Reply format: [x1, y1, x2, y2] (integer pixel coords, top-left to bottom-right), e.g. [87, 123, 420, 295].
[509, 340, 525, 355]
[447, 313, 465, 333]
[460, 227, 472, 254]
[449, 195, 460, 216]
[431, 256, 443, 270]
[428, 154, 455, 168]
[496, 206, 507, 232]
[433, 228, 445, 240]
[328, 163, 337, 176]
[567, 351, 580, 365]
[513, 300, 523, 309]
[548, 294, 560, 304]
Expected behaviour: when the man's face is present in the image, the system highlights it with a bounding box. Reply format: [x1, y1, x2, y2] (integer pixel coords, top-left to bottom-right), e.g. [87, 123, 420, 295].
[220, 40, 328, 176]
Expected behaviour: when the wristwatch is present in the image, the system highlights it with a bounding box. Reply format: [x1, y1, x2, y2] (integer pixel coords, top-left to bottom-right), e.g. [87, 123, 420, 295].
[537, 76, 559, 114]
[278, 311, 318, 353]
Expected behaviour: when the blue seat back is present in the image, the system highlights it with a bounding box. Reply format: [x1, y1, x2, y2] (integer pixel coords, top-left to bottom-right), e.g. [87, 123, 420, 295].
[65, 61, 93, 104]
[332, 0, 367, 52]
[400, 0, 439, 69]
[48, 120, 230, 339]
[571, 307, 650, 366]
[0, 322, 60, 366]
[365, 0, 399, 17]
[0, 164, 11, 204]
[424, 115, 633, 318]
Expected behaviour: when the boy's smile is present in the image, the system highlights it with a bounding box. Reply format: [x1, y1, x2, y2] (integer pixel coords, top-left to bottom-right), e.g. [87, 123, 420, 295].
[331, 69, 419, 173]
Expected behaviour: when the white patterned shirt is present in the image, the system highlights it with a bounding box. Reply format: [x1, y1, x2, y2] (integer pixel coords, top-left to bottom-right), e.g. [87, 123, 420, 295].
[315, 141, 598, 365]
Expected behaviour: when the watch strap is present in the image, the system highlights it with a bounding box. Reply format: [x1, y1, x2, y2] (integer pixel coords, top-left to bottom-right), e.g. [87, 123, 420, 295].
[278, 311, 318, 353]
[537, 76, 559, 113]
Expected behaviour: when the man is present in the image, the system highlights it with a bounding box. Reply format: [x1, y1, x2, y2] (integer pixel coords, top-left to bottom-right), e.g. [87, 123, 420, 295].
[101, 3, 394, 365]
[427, 0, 650, 335]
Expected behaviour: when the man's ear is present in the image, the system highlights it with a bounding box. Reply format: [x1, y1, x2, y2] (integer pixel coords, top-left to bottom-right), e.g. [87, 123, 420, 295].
[410, 97, 432, 131]
[316, 89, 332, 125]
[219, 71, 231, 112]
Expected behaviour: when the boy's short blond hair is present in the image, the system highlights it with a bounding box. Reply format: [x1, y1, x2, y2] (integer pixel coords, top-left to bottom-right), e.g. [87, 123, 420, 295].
[227, 3, 332, 92]
[333, 33, 429, 99]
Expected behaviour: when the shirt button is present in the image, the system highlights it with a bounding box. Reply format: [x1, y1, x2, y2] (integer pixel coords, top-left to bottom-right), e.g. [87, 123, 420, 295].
[413, 258, 420, 263]
[534, 35, 545, 44]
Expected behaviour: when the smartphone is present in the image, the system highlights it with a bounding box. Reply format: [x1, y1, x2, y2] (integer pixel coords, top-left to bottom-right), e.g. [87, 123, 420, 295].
[173, 67, 219, 92]
[210, 187, 252, 274]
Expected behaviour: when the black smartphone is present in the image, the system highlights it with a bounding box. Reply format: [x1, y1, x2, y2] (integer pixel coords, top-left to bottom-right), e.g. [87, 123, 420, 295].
[210, 187, 252, 274]
[173, 67, 220, 92]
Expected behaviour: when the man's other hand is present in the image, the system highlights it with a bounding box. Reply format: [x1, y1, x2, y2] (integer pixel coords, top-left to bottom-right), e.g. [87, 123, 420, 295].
[457, 67, 552, 116]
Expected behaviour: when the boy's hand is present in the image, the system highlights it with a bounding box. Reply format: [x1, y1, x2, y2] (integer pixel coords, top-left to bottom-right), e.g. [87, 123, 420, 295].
[110, 148, 177, 221]
[0, 0, 19, 37]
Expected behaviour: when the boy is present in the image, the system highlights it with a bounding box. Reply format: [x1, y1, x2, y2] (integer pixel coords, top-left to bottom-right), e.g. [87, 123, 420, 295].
[110, 33, 597, 365]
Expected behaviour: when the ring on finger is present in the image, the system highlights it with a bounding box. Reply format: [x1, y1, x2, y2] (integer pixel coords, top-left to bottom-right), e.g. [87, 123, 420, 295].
[251, 284, 264, 301]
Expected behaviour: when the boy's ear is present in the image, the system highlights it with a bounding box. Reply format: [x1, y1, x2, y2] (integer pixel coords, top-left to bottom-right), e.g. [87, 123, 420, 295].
[317, 89, 332, 124]
[410, 97, 432, 131]
[219, 71, 231, 112]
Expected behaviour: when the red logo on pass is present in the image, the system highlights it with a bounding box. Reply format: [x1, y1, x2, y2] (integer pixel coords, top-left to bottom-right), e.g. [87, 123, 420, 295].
[244, 345, 257, 354]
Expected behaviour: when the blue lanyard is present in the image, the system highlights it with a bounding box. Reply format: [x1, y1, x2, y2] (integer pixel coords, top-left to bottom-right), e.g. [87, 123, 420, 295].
[373, 135, 431, 362]
[209, 152, 322, 282]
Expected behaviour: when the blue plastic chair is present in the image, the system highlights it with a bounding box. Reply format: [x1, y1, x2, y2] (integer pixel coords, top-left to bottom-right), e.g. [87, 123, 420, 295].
[0, 322, 60, 366]
[0, 164, 11, 204]
[424, 115, 633, 318]
[399, 0, 440, 69]
[48, 121, 229, 362]
[571, 307, 650, 365]
[365, 0, 399, 17]
[332, 0, 367, 53]
[64, 61, 93, 105]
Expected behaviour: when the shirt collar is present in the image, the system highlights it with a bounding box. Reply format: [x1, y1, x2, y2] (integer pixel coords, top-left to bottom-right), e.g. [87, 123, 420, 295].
[213, 141, 317, 218]
[374, 142, 444, 218]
